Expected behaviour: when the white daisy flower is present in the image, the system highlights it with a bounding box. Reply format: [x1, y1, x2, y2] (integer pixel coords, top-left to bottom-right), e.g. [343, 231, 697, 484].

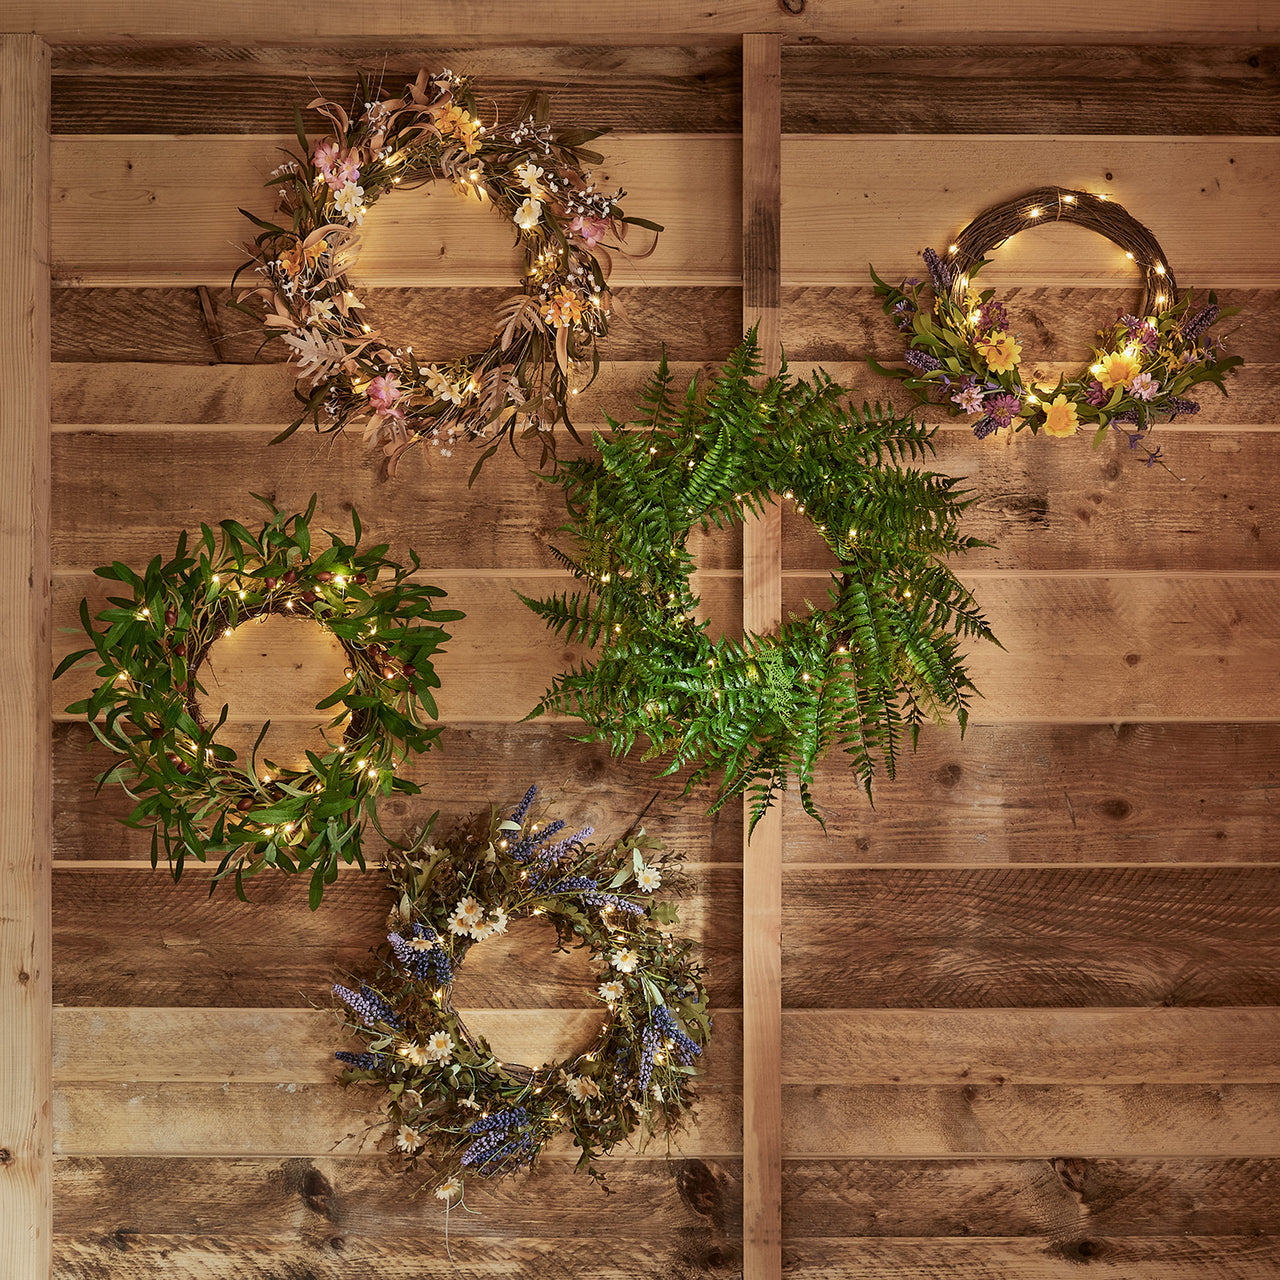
[469, 919, 496, 942]
[514, 196, 542, 230]
[515, 161, 547, 198]
[598, 978, 625, 1002]
[454, 896, 484, 926]
[334, 180, 366, 225]
[401, 1042, 429, 1067]
[448, 910, 471, 936]
[435, 1174, 463, 1202]
[425, 1030, 455, 1064]
[565, 1075, 600, 1103]
[489, 906, 509, 935]
[635, 863, 662, 893]
[610, 948, 638, 974]
[395, 1123, 421, 1153]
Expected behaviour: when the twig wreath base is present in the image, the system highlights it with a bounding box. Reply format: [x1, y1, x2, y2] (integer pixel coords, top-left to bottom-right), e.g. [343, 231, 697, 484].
[869, 186, 1242, 467]
[57, 498, 462, 908]
[331, 786, 710, 1204]
[522, 332, 994, 831]
[233, 67, 660, 481]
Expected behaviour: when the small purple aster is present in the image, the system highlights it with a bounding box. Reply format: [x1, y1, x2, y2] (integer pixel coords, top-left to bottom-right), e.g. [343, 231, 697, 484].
[1084, 380, 1109, 407]
[988, 392, 1022, 428]
[977, 300, 1008, 332]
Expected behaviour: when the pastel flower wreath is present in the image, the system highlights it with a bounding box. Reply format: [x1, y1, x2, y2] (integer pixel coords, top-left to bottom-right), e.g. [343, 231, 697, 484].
[869, 187, 1242, 467]
[331, 786, 710, 1205]
[56, 499, 462, 908]
[233, 67, 660, 479]
[523, 333, 994, 831]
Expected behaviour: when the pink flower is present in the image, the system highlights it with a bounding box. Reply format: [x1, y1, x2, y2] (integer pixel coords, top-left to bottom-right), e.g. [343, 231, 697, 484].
[952, 385, 984, 414]
[313, 140, 339, 174]
[569, 215, 608, 247]
[1129, 372, 1159, 401]
[367, 373, 404, 419]
[336, 156, 361, 186]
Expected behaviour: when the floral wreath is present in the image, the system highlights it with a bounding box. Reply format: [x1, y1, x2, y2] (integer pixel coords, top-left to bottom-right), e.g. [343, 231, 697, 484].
[522, 333, 994, 831]
[56, 498, 463, 908]
[233, 67, 660, 480]
[869, 186, 1242, 468]
[330, 786, 710, 1216]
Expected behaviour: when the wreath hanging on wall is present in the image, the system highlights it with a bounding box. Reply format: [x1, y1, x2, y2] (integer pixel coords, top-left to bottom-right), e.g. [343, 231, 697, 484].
[233, 67, 660, 480]
[522, 332, 994, 830]
[56, 499, 462, 908]
[869, 186, 1241, 466]
[331, 786, 710, 1211]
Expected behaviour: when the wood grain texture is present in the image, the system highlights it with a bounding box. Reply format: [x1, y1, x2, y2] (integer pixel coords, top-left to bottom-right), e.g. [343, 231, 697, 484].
[51, 284, 742, 365]
[50, 47, 742, 134]
[781, 45, 1280, 135]
[782, 1083, 1280, 1157]
[741, 32, 784, 1280]
[51, 134, 740, 286]
[51, 866, 742, 1008]
[781, 866, 1280, 1008]
[52, 1153, 744, 1243]
[12, 0, 1280, 44]
[782, 1009, 1280, 1084]
[783, 721, 1280, 864]
[783, 1235, 1280, 1277]
[782, 138, 1280, 288]
[782, 1157, 1280, 1238]
[0, 35, 52, 1280]
[54, 721, 743, 863]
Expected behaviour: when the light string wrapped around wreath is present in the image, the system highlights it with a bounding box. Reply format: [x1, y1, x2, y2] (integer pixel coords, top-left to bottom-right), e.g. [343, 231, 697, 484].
[56, 499, 462, 908]
[330, 786, 710, 1211]
[232, 67, 660, 480]
[869, 186, 1242, 466]
[522, 332, 995, 830]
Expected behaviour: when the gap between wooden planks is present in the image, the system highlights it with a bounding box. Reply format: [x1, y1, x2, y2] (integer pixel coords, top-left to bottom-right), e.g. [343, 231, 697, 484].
[741, 31, 782, 1280]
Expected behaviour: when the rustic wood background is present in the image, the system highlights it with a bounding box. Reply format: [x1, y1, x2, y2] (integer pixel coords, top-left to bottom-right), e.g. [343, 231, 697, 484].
[21, 5, 1280, 1277]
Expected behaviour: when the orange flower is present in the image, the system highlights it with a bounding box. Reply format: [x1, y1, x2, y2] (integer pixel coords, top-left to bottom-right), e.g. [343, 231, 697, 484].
[1096, 348, 1142, 389]
[277, 236, 328, 277]
[1041, 394, 1079, 438]
[544, 287, 585, 328]
[436, 103, 481, 154]
[975, 330, 1022, 374]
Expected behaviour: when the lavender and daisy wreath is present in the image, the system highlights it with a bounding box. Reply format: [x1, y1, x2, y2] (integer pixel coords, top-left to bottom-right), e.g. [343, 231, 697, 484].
[330, 786, 710, 1212]
[233, 67, 660, 480]
[869, 187, 1242, 467]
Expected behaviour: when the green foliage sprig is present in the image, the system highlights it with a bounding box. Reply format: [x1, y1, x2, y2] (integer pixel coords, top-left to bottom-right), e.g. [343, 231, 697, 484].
[56, 498, 463, 908]
[332, 786, 709, 1201]
[522, 331, 996, 830]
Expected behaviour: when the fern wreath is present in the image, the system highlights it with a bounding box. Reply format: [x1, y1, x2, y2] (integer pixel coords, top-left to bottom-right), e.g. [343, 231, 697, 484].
[523, 332, 995, 829]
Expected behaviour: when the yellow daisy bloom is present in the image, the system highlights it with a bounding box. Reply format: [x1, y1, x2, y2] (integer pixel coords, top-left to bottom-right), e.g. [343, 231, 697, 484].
[976, 330, 1022, 374]
[1042, 394, 1080, 438]
[1097, 348, 1142, 389]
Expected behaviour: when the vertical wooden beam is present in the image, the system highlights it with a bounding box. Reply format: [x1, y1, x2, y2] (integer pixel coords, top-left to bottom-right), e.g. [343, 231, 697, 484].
[741, 31, 783, 1280]
[0, 33, 52, 1280]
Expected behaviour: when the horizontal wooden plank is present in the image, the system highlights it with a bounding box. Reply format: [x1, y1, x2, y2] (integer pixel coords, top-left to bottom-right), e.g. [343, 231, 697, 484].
[50, 1233, 742, 1278]
[781, 866, 1280, 1008]
[784, 573, 1280, 723]
[51, 284, 741, 365]
[782, 1083, 1280, 1157]
[52, 1153, 744, 1242]
[784, 1235, 1280, 1277]
[54, 571, 1280, 726]
[51, 423, 1280, 575]
[51, 134, 740, 286]
[782, 1009, 1280, 1084]
[51, 865, 742, 1008]
[53, 721, 743, 863]
[54, 1041, 741, 1156]
[782, 138, 1280, 287]
[784, 285, 1277, 366]
[783, 722, 1280, 864]
[15, 0, 1280, 44]
[50, 47, 742, 134]
[781, 45, 1280, 135]
[782, 1157, 1280, 1237]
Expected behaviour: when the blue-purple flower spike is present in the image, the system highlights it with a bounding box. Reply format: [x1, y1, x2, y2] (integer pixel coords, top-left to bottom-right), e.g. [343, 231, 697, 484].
[904, 349, 943, 375]
[922, 246, 952, 294]
[333, 982, 402, 1029]
[511, 785, 538, 825]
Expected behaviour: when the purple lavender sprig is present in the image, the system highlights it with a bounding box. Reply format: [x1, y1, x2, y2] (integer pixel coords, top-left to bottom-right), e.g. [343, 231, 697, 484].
[510, 785, 538, 825]
[388, 924, 453, 985]
[1181, 304, 1219, 342]
[582, 891, 646, 916]
[334, 1050, 385, 1070]
[922, 246, 951, 294]
[904, 349, 942, 375]
[637, 1005, 702, 1092]
[333, 982, 402, 1029]
[1167, 395, 1201, 420]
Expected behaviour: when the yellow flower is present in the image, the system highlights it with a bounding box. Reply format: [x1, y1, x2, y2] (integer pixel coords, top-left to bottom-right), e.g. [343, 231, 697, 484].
[1097, 348, 1142, 389]
[975, 330, 1021, 374]
[1041, 394, 1079, 438]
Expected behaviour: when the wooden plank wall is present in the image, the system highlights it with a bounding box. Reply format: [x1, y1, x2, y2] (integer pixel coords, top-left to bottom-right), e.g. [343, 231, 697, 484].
[32, 17, 1280, 1280]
